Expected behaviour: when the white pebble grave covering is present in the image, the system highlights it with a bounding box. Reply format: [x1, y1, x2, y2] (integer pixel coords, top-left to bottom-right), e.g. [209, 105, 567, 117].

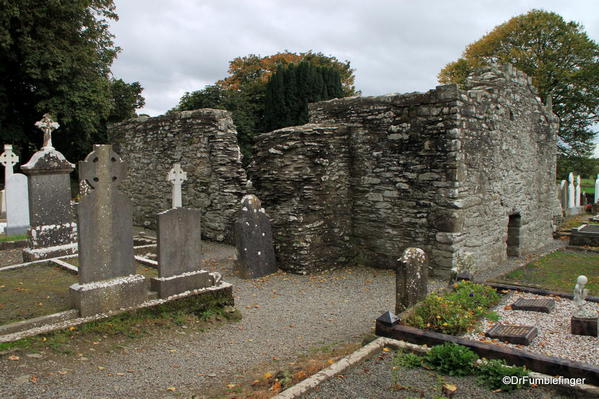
[462, 291, 599, 367]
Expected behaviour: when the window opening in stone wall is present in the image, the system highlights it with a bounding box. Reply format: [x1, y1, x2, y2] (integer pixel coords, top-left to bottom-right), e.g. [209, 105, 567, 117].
[507, 213, 521, 257]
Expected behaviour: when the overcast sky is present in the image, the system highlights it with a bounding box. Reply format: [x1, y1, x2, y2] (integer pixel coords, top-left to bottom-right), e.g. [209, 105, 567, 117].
[109, 0, 599, 155]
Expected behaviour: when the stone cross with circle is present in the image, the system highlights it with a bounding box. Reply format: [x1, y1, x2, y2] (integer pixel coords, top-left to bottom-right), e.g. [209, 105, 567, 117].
[167, 163, 187, 208]
[34, 113, 60, 150]
[0, 144, 19, 181]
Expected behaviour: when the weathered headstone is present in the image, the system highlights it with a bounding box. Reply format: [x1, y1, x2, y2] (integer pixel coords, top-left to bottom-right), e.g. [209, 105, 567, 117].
[70, 144, 146, 316]
[511, 298, 555, 313]
[568, 172, 575, 209]
[151, 207, 212, 298]
[233, 194, 277, 279]
[485, 324, 538, 345]
[575, 175, 582, 207]
[167, 163, 187, 208]
[21, 114, 77, 260]
[6, 174, 30, 235]
[395, 247, 428, 314]
[559, 180, 568, 211]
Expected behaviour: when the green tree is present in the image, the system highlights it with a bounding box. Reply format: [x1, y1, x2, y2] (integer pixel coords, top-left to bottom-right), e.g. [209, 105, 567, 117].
[0, 0, 144, 164]
[107, 79, 145, 124]
[263, 61, 344, 131]
[438, 10, 599, 159]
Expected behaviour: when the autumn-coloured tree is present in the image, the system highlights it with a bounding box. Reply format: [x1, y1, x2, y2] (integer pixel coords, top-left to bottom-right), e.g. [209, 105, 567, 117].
[438, 10, 599, 163]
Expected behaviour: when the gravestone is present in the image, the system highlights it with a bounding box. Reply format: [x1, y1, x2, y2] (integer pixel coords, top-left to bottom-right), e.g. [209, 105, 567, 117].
[70, 144, 146, 316]
[567, 173, 575, 209]
[1, 145, 30, 235]
[233, 194, 277, 279]
[511, 298, 555, 313]
[485, 324, 538, 345]
[151, 207, 212, 298]
[575, 175, 582, 207]
[167, 163, 187, 208]
[595, 174, 599, 204]
[21, 114, 77, 260]
[395, 247, 428, 314]
[559, 180, 567, 211]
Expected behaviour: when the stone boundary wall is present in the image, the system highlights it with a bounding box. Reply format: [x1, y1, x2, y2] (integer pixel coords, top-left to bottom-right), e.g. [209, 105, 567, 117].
[250, 65, 559, 276]
[109, 109, 247, 242]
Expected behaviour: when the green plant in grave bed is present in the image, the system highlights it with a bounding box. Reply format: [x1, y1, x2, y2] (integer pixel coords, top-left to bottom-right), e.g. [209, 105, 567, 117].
[393, 349, 422, 369]
[424, 343, 479, 377]
[476, 358, 529, 391]
[406, 295, 476, 335]
[447, 281, 500, 317]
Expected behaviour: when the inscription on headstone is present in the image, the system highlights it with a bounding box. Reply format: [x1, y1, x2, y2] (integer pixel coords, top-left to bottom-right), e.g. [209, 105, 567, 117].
[233, 194, 277, 279]
[395, 247, 428, 314]
[511, 298, 555, 313]
[485, 324, 538, 345]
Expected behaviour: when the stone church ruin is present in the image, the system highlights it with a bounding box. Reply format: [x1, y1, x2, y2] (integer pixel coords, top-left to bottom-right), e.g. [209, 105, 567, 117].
[109, 64, 560, 277]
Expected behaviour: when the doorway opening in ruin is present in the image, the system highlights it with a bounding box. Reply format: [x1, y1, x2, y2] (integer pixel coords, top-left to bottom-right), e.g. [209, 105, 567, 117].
[507, 213, 521, 257]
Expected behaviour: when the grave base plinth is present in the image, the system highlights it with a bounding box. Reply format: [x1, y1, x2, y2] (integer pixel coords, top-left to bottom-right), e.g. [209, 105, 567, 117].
[70, 274, 146, 317]
[151, 270, 212, 299]
[23, 243, 78, 261]
[571, 316, 598, 337]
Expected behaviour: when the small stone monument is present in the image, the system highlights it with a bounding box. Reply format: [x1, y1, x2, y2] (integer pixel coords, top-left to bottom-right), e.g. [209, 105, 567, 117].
[1, 145, 30, 235]
[70, 144, 146, 316]
[21, 114, 77, 260]
[559, 180, 568, 211]
[0, 144, 18, 219]
[395, 247, 428, 314]
[575, 175, 582, 207]
[595, 174, 599, 204]
[571, 275, 598, 337]
[167, 163, 187, 208]
[233, 194, 277, 279]
[151, 207, 213, 298]
[567, 173, 575, 209]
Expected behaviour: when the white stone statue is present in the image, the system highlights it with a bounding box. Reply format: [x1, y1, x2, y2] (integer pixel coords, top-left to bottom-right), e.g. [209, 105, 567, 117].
[573, 275, 592, 317]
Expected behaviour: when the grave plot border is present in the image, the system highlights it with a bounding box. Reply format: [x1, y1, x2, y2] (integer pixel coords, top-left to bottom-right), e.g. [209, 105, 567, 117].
[375, 322, 599, 386]
[486, 282, 599, 303]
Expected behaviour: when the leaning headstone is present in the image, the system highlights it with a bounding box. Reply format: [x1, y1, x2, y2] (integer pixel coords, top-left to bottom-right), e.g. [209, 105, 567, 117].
[21, 114, 77, 260]
[575, 175, 582, 207]
[567, 173, 575, 208]
[70, 144, 146, 316]
[233, 194, 277, 279]
[151, 207, 212, 298]
[395, 247, 428, 314]
[571, 275, 598, 337]
[167, 163, 187, 208]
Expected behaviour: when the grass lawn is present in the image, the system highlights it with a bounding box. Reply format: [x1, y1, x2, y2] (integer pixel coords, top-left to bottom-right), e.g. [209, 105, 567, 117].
[496, 250, 599, 295]
[0, 263, 77, 325]
[0, 234, 27, 242]
[581, 178, 595, 195]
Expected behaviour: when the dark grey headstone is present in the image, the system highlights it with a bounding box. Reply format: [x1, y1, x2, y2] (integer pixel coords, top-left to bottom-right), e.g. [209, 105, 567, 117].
[395, 248, 428, 314]
[77, 145, 135, 283]
[234, 195, 277, 279]
[485, 324, 538, 345]
[511, 298, 555, 313]
[157, 207, 202, 277]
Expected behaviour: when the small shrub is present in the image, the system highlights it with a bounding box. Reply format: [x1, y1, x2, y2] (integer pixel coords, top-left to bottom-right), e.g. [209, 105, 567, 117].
[447, 281, 500, 317]
[393, 350, 422, 369]
[424, 343, 479, 376]
[476, 359, 529, 391]
[405, 295, 476, 335]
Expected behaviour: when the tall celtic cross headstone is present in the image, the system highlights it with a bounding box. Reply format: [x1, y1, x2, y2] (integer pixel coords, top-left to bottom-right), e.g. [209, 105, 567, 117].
[167, 163, 187, 208]
[395, 247, 428, 314]
[0, 144, 18, 181]
[70, 144, 146, 316]
[0, 146, 30, 235]
[21, 115, 76, 260]
[595, 174, 599, 204]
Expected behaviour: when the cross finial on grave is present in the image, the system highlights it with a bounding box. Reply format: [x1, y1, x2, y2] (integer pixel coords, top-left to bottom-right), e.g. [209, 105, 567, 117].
[34, 113, 60, 150]
[167, 163, 187, 208]
[0, 144, 19, 181]
[79, 145, 125, 191]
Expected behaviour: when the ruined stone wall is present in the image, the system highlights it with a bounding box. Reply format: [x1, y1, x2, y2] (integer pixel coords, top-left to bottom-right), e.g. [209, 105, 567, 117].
[452, 65, 559, 269]
[109, 109, 247, 242]
[250, 65, 559, 276]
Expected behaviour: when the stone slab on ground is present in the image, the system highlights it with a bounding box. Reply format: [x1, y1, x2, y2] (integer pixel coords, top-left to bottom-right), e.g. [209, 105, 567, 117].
[511, 298, 555, 313]
[571, 316, 598, 337]
[485, 324, 538, 345]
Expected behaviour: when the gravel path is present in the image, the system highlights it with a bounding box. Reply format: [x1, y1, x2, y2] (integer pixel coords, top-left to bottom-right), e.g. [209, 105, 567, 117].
[463, 291, 599, 366]
[0, 242, 445, 399]
[301, 350, 564, 399]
